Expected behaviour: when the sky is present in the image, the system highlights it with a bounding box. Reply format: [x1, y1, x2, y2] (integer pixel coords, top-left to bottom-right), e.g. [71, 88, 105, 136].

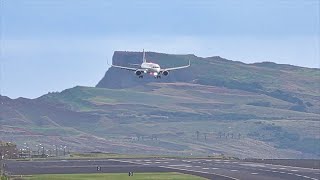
[1, 0, 319, 99]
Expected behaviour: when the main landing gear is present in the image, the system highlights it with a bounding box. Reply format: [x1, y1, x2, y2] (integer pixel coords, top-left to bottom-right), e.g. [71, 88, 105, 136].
[138, 75, 143, 78]
[154, 75, 161, 79]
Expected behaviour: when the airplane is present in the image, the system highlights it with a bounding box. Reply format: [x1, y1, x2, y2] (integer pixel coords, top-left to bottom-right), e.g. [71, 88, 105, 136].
[108, 50, 191, 79]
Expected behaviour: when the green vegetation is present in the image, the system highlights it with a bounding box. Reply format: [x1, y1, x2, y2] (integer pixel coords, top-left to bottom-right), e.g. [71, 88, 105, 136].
[69, 153, 165, 159]
[2, 51, 319, 159]
[1, 176, 8, 180]
[69, 152, 229, 160]
[20, 173, 205, 180]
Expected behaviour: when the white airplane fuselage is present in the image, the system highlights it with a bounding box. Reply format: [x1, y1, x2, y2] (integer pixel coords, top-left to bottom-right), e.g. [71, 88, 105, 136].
[140, 62, 161, 76]
[109, 49, 190, 78]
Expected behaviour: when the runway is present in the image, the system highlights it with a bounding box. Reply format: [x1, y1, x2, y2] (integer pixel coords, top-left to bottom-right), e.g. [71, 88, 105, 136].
[4, 158, 320, 180]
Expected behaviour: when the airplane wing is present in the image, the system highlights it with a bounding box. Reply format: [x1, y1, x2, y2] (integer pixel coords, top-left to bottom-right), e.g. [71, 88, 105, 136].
[162, 60, 191, 71]
[107, 60, 138, 71]
[110, 64, 138, 71]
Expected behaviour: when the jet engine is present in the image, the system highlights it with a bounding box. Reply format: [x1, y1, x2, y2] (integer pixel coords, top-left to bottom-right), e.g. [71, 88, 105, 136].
[162, 71, 169, 76]
[135, 70, 142, 76]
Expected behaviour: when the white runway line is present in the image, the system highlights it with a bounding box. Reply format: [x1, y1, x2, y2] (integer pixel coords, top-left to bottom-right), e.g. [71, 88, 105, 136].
[211, 168, 219, 170]
[158, 165, 240, 180]
[168, 164, 188, 167]
[202, 168, 209, 170]
[230, 170, 238, 172]
[290, 169, 298, 172]
[251, 173, 259, 175]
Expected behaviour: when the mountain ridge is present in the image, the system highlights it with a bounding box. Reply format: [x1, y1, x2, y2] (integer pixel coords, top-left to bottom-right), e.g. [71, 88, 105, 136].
[1, 51, 319, 158]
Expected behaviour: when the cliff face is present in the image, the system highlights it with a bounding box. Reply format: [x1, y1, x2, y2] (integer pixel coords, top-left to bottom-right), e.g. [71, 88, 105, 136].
[96, 51, 320, 114]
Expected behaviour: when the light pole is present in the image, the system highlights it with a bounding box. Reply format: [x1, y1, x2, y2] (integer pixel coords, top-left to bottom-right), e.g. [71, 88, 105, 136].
[54, 145, 58, 157]
[63, 146, 67, 156]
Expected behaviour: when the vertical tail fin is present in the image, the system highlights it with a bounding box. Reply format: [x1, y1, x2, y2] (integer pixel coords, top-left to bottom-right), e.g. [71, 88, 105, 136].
[142, 49, 146, 63]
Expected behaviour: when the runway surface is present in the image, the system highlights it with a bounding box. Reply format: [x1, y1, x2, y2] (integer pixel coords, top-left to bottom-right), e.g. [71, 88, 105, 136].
[4, 158, 320, 180]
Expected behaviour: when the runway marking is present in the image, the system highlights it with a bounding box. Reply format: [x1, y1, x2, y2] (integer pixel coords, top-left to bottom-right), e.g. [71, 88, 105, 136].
[251, 173, 258, 175]
[211, 168, 219, 170]
[202, 168, 209, 170]
[303, 176, 311, 179]
[253, 162, 320, 171]
[163, 162, 169, 164]
[279, 167, 286, 170]
[230, 170, 238, 172]
[108, 159, 320, 180]
[205, 160, 212, 162]
[159, 165, 240, 180]
[155, 162, 161, 164]
[293, 174, 319, 180]
[240, 163, 266, 168]
[290, 169, 298, 172]
[310, 178, 319, 180]
[168, 164, 188, 167]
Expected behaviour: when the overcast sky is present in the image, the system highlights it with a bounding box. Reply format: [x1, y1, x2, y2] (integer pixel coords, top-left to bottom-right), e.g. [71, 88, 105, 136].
[1, 0, 319, 98]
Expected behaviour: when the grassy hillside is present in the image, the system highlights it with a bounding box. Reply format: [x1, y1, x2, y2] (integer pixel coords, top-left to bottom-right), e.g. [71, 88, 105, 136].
[1, 51, 319, 158]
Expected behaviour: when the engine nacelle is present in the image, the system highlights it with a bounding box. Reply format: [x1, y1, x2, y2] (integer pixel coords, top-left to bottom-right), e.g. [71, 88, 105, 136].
[162, 71, 169, 76]
[135, 70, 142, 76]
